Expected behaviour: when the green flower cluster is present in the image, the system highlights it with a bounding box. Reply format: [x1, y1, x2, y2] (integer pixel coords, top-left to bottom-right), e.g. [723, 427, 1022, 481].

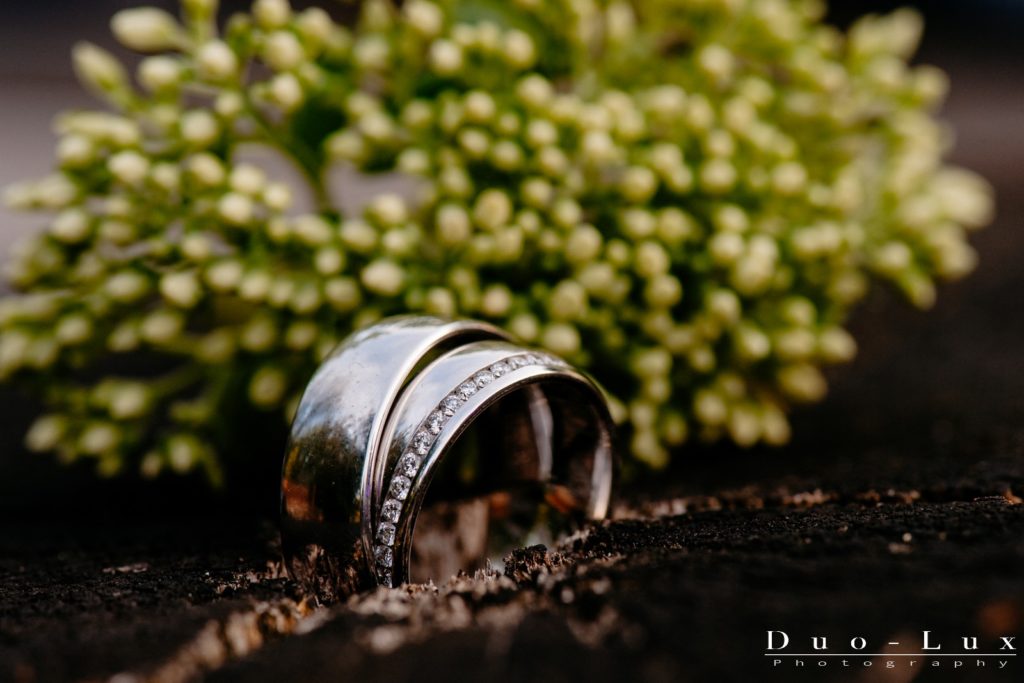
[1, 0, 992, 481]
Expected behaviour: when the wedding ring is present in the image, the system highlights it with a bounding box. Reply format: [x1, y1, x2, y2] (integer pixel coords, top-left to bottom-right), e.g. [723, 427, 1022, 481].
[280, 315, 615, 597]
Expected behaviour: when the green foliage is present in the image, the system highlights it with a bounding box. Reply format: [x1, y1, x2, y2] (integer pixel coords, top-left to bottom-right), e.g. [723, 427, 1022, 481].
[0, 0, 993, 481]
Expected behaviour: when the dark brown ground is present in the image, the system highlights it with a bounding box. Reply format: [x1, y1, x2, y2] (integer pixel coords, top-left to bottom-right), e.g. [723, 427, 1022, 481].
[1, 4, 1023, 683]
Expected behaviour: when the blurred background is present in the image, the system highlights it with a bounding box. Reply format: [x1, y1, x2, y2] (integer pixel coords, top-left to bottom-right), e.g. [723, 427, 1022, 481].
[0, 0, 1021, 518]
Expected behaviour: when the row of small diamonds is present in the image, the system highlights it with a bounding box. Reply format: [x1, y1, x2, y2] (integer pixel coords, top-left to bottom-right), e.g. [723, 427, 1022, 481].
[373, 351, 562, 586]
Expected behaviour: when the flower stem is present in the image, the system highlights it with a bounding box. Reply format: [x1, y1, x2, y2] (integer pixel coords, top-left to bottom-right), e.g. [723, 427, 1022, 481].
[243, 98, 334, 213]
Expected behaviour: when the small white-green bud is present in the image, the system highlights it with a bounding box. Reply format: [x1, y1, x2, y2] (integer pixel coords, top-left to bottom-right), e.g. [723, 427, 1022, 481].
[263, 30, 305, 71]
[620, 167, 658, 203]
[429, 39, 463, 75]
[781, 297, 817, 326]
[79, 422, 120, 455]
[187, 153, 226, 187]
[180, 110, 220, 147]
[108, 383, 151, 420]
[635, 241, 670, 278]
[324, 277, 361, 311]
[657, 208, 697, 245]
[728, 404, 762, 447]
[645, 274, 682, 308]
[72, 42, 127, 95]
[290, 283, 322, 315]
[705, 129, 735, 157]
[694, 389, 728, 427]
[228, 164, 267, 196]
[254, 0, 292, 29]
[285, 321, 319, 351]
[218, 192, 255, 225]
[537, 147, 569, 177]
[700, 159, 737, 193]
[686, 94, 715, 132]
[549, 280, 587, 320]
[516, 75, 553, 109]
[353, 35, 389, 71]
[50, 208, 92, 244]
[297, 7, 334, 46]
[551, 198, 583, 230]
[150, 163, 181, 193]
[205, 259, 244, 292]
[340, 219, 377, 253]
[775, 328, 816, 361]
[631, 430, 668, 469]
[473, 189, 513, 231]
[314, 247, 345, 275]
[479, 284, 512, 317]
[263, 182, 293, 211]
[138, 56, 182, 93]
[196, 41, 238, 81]
[405, 1, 444, 38]
[632, 348, 672, 379]
[159, 271, 202, 308]
[140, 451, 163, 479]
[580, 130, 618, 165]
[397, 149, 431, 175]
[369, 193, 408, 226]
[778, 364, 827, 402]
[214, 91, 245, 119]
[55, 313, 93, 346]
[166, 434, 202, 473]
[423, 287, 457, 317]
[108, 151, 150, 186]
[491, 140, 524, 171]
[111, 8, 184, 52]
[106, 270, 150, 303]
[873, 241, 913, 275]
[565, 224, 602, 264]
[326, 130, 366, 162]
[541, 322, 580, 356]
[25, 415, 67, 453]
[292, 214, 333, 246]
[433, 204, 471, 246]
[361, 259, 405, 296]
[107, 322, 140, 352]
[503, 29, 536, 69]
[269, 73, 304, 110]
[772, 161, 808, 195]
[761, 404, 791, 445]
[709, 232, 745, 266]
[239, 314, 277, 350]
[818, 327, 857, 363]
[57, 135, 95, 167]
[713, 205, 749, 233]
[734, 324, 771, 362]
[508, 312, 539, 342]
[934, 168, 993, 229]
[707, 289, 741, 324]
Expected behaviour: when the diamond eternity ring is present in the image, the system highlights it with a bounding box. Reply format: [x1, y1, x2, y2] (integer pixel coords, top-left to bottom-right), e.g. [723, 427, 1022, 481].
[280, 315, 615, 597]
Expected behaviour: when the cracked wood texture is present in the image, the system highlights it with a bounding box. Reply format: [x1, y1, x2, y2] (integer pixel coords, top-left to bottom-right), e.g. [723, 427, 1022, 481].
[1, 4, 1023, 683]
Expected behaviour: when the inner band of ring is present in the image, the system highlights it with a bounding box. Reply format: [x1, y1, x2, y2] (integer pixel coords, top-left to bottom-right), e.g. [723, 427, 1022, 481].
[370, 339, 615, 587]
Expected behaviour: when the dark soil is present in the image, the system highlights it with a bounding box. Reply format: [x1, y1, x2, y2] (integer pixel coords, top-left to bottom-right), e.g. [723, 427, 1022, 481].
[2, 5, 1024, 683]
[2, 483, 1022, 682]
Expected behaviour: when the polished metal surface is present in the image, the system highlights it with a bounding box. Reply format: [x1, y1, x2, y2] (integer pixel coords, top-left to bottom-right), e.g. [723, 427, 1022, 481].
[280, 315, 615, 598]
[373, 340, 615, 586]
[280, 316, 506, 597]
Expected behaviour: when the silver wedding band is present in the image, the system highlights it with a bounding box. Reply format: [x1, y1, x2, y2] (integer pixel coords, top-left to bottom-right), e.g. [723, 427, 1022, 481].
[280, 315, 615, 596]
